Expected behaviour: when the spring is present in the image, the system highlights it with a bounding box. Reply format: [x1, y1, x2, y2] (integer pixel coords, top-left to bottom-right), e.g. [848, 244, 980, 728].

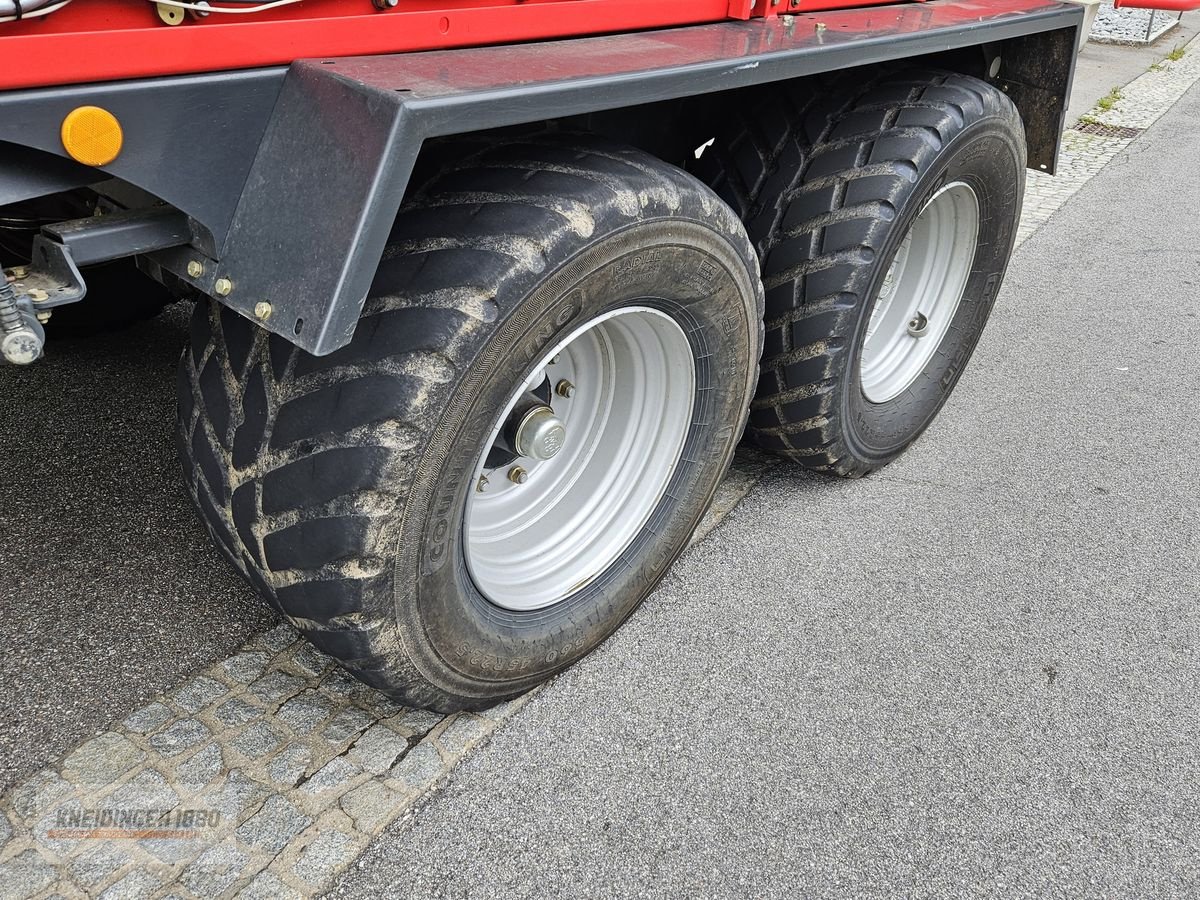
[0, 278, 24, 334]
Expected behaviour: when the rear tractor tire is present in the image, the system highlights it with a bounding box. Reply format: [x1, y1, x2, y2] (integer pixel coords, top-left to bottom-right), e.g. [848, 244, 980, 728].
[178, 137, 763, 711]
[697, 69, 1026, 476]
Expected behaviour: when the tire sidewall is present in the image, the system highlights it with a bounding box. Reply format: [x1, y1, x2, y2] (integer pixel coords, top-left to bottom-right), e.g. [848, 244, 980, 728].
[392, 219, 759, 700]
[839, 118, 1024, 464]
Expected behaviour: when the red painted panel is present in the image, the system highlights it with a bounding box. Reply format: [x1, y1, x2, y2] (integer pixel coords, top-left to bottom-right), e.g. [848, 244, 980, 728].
[0, 0, 930, 90]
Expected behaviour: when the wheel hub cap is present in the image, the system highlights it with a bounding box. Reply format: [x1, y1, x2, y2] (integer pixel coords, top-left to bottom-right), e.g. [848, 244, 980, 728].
[465, 307, 696, 612]
[513, 406, 567, 461]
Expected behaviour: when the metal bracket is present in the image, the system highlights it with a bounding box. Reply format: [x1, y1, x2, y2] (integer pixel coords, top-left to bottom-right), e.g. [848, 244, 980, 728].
[10, 239, 88, 310]
[42, 207, 194, 268]
[6, 207, 194, 311]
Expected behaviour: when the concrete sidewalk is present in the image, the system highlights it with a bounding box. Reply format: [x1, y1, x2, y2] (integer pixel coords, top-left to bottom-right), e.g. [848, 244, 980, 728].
[331, 82, 1200, 900]
[1068, 16, 1198, 123]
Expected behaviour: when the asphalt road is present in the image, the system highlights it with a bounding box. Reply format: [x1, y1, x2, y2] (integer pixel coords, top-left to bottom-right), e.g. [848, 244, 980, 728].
[0, 306, 275, 793]
[329, 84, 1200, 896]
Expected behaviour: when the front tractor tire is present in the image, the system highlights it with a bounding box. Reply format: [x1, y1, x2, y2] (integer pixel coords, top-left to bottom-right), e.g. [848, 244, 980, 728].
[178, 137, 763, 711]
[697, 69, 1026, 476]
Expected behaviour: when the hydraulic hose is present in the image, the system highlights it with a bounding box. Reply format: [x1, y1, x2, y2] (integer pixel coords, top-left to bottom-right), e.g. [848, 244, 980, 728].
[0, 0, 66, 21]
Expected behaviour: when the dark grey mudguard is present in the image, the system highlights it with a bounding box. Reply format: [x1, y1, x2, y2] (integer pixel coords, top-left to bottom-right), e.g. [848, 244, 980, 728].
[0, 0, 1080, 354]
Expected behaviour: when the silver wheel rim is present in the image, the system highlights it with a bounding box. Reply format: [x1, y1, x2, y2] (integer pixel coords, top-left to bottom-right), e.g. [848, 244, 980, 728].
[465, 307, 696, 612]
[860, 181, 980, 404]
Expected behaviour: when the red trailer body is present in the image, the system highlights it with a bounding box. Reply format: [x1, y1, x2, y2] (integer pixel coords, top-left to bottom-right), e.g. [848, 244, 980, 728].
[2, 0, 1065, 90]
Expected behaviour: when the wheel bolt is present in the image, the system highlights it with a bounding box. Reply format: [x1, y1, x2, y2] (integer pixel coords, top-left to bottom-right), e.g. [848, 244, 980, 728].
[476, 474, 489, 493]
[907, 312, 930, 337]
[555, 379, 576, 398]
[508, 466, 529, 485]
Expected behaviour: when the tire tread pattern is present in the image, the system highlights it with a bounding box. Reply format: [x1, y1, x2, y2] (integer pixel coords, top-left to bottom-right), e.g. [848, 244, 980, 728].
[178, 135, 759, 710]
[695, 69, 1020, 476]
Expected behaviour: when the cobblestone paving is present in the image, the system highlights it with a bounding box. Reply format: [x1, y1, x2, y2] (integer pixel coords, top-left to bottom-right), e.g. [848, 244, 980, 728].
[3, 35, 1200, 900]
[0, 623, 531, 899]
[0, 451, 774, 900]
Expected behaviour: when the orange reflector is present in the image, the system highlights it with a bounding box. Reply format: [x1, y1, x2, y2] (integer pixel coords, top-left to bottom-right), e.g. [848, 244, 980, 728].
[60, 106, 123, 167]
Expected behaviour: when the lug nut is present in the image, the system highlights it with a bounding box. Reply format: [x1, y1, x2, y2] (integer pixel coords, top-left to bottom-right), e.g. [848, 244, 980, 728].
[555, 379, 576, 398]
[507, 466, 529, 485]
[187, 260, 205, 278]
[907, 312, 930, 337]
[254, 302, 273, 321]
[214, 277, 233, 297]
[476, 474, 489, 493]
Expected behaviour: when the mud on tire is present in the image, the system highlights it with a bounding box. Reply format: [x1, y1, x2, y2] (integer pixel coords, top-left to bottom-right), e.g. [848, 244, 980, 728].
[696, 69, 1025, 476]
[178, 136, 763, 711]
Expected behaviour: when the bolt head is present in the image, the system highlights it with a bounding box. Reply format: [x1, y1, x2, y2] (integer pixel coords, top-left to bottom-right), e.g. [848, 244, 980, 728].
[507, 466, 529, 485]
[2, 330, 42, 365]
[254, 302, 273, 321]
[186, 260, 204, 278]
[214, 277, 233, 297]
[555, 379, 576, 399]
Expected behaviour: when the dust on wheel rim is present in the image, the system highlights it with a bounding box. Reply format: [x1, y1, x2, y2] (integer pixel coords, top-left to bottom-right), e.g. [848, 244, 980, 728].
[860, 181, 980, 404]
[465, 306, 696, 612]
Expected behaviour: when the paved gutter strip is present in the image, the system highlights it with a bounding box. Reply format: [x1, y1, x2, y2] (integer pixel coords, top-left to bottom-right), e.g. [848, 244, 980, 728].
[0, 451, 770, 900]
[1, 35, 1199, 900]
[1017, 35, 1200, 248]
[0, 623, 536, 899]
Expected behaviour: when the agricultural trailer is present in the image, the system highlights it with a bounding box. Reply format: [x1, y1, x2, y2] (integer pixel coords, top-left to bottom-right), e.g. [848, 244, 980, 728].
[0, 0, 1084, 710]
